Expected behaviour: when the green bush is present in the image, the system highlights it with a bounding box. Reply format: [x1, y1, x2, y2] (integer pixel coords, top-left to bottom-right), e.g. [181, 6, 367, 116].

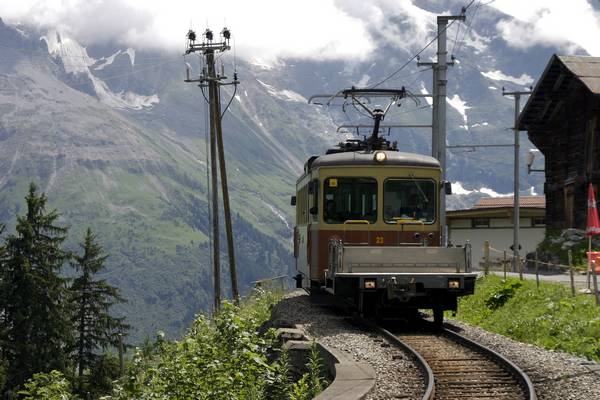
[485, 281, 522, 310]
[111, 289, 285, 399]
[456, 275, 600, 362]
[18, 370, 80, 400]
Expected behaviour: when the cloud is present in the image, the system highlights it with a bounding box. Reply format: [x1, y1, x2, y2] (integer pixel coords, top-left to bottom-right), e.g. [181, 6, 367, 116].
[0, 0, 375, 62]
[490, 0, 600, 56]
[336, 0, 438, 53]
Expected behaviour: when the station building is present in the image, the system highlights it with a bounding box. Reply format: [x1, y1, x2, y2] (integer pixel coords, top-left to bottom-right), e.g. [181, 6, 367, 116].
[447, 196, 546, 269]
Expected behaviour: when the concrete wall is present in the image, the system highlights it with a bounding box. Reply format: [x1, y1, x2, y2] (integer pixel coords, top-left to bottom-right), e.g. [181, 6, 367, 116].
[449, 217, 545, 269]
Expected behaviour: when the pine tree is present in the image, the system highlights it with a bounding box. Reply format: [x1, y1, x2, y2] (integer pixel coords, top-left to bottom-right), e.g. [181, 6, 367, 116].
[0, 183, 73, 390]
[70, 228, 129, 393]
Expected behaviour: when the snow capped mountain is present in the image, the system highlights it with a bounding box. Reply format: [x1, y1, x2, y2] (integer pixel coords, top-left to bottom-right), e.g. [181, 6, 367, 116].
[40, 30, 159, 110]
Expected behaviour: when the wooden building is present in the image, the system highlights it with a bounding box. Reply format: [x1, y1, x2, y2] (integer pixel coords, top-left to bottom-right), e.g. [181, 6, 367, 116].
[518, 55, 600, 230]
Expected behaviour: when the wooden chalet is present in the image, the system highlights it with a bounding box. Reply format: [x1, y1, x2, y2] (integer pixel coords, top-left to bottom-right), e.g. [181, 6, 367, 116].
[518, 55, 600, 230]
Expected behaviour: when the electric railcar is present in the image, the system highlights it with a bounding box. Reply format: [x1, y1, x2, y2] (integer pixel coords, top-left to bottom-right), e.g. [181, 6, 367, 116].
[291, 139, 477, 324]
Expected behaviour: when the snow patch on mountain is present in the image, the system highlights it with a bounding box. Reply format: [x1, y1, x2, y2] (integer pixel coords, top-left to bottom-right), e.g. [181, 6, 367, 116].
[125, 48, 135, 65]
[481, 70, 534, 86]
[452, 182, 474, 195]
[420, 82, 433, 106]
[256, 79, 307, 102]
[41, 31, 157, 110]
[261, 200, 290, 230]
[452, 182, 512, 198]
[447, 94, 470, 125]
[94, 50, 121, 70]
[41, 30, 95, 74]
[480, 187, 512, 197]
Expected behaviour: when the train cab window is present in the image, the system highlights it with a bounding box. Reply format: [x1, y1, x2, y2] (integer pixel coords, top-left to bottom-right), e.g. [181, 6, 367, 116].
[384, 179, 436, 224]
[323, 177, 377, 224]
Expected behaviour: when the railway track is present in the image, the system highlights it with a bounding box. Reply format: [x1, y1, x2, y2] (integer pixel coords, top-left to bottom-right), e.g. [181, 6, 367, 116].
[374, 321, 537, 400]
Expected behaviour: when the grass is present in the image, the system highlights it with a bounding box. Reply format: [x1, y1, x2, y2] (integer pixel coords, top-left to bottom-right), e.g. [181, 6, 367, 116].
[453, 275, 600, 362]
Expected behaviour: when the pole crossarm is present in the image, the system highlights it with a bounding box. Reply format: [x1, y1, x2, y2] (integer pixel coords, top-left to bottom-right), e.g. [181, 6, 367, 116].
[336, 124, 432, 133]
[447, 144, 515, 149]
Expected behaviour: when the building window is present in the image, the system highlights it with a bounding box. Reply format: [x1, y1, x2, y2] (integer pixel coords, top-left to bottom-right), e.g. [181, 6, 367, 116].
[532, 217, 546, 227]
[472, 218, 490, 228]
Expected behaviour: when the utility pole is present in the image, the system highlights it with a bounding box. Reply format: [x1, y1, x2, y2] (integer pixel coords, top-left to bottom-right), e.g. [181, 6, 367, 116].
[185, 28, 240, 310]
[418, 12, 465, 246]
[503, 88, 532, 272]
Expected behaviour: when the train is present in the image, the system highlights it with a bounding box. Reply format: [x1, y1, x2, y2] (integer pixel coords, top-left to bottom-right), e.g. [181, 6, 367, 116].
[291, 90, 477, 324]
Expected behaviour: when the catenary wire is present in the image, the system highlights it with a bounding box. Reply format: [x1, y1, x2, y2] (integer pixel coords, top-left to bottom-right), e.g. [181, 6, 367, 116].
[369, 0, 476, 89]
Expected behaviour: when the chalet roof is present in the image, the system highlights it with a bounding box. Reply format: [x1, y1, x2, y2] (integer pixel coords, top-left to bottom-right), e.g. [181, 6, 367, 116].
[447, 196, 546, 219]
[517, 55, 600, 132]
[473, 196, 546, 209]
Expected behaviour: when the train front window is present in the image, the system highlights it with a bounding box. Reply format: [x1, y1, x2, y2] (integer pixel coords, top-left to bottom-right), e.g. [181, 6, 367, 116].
[384, 179, 436, 224]
[323, 177, 377, 224]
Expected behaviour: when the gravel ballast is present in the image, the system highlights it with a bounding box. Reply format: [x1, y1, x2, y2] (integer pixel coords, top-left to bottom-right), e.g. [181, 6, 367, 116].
[271, 290, 425, 400]
[447, 319, 600, 400]
[271, 290, 600, 399]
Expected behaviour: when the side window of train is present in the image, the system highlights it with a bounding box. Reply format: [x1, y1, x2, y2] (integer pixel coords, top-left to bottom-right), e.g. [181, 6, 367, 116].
[308, 179, 319, 220]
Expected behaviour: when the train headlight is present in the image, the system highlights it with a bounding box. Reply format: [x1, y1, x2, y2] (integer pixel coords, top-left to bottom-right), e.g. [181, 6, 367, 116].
[364, 279, 377, 289]
[448, 279, 461, 289]
[374, 152, 387, 163]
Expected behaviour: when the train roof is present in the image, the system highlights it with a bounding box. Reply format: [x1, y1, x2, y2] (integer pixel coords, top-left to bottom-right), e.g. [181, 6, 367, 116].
[309, 150, 440, 169]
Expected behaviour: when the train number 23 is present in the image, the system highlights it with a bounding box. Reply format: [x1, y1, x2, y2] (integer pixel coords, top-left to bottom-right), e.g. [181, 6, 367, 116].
[375, 236, 384, 245]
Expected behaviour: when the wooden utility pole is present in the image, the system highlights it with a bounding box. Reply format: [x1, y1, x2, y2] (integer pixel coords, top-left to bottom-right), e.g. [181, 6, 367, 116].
[185, 28, 239, 310]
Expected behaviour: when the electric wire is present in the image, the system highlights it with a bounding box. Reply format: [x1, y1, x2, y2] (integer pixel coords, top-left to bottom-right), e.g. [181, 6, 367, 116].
[369, 0, 476, 89]
[220, 84, 237, 118]
[454, 1, 483, 58]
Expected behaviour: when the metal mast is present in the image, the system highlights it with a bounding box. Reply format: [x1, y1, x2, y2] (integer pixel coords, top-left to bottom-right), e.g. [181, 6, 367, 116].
[503, 88, 532, 273]
[436, 14, 465, 246]
[185, 28, 240, 310]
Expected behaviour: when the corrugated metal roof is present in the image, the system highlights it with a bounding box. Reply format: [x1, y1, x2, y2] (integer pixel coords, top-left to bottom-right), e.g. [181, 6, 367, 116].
[473, 196, 546, 209]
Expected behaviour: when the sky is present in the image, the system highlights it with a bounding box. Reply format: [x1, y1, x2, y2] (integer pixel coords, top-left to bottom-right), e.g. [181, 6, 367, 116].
[1, 0, 599, 62]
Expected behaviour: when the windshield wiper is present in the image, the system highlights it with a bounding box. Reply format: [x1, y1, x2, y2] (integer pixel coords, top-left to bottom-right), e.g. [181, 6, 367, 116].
[409, 173, 428, 203]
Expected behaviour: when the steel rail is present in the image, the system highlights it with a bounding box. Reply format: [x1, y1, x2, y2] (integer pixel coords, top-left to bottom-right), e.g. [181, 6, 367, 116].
[442, 325, 537, 400]
[362, 318, 536, 400]
[360, 319, 435, 400]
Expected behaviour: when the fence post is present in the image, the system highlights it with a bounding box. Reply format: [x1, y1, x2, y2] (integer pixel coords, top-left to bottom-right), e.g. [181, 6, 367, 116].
[568, 250, 575, 297]
[484, 240, 490, 275]
[503, 250, 507, 280]
[118, 333, 124, 376]
[518, 255, 523, 281]
[592, 260, 600, 306]
[534, 251, 540, 288]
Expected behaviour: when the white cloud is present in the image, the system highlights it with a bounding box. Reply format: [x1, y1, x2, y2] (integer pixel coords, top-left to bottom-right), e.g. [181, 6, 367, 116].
[491, 0, 600, 55]
[4, 0, 600, 64]
[0, 0, 375, 62]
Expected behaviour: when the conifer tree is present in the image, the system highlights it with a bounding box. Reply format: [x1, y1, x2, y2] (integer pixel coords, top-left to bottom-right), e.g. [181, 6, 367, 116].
[70, 228, 129, 393]
[0, 183, 73, 390]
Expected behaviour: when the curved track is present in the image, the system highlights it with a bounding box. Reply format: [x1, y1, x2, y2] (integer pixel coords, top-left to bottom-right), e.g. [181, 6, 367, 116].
[375, 321, 536, 400]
